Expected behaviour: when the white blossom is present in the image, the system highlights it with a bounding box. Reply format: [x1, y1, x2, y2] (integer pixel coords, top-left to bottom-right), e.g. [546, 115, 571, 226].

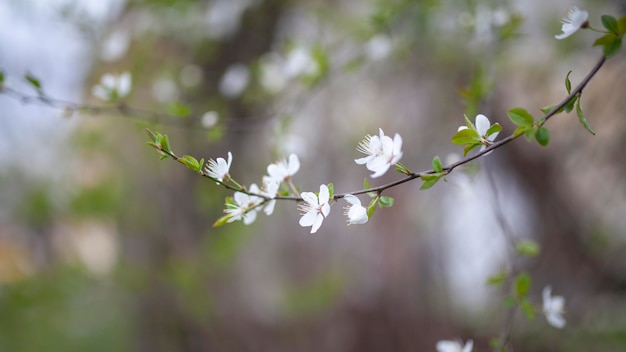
[205, 151, 232, 183]
[298, 184, 331, 234]
[343, 195, 368, 225]
[458, 114, 499, 152]
[555, 6, 589, 40]
[225, 184, 263, 225]
[92, 71, 132, 101]
[436, 339, 473, 352]
[260, 179, 279, 216]
[219, 64, 249, 98]
[543, 286, 566, 329]
[266, 154, 300, 184]
[355, 128, 403, 178]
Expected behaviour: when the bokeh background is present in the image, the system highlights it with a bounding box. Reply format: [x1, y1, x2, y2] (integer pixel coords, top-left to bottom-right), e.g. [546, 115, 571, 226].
[0, 0, 625, 351]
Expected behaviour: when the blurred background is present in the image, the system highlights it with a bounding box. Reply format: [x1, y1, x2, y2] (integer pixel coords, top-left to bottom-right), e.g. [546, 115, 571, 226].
[0, 0, 625, 351]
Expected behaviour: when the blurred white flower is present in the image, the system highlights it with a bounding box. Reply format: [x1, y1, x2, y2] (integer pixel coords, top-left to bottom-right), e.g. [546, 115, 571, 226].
[219, 63, 249, 98]
[343, 194, 368, 225]
[260, 179, 279, 216]
[92, 71, 131, 101]
[179, 64, 203, 88]
[205, 151, 232, 183]
[436, 339, 473, 352]
[100, 29, 130, 62]
[298, 184, 331, 234]
[365, 34, 393, 61]
[543, 286, 566, 329]
[458, 114, 499, 152]
[284, 47, 318, 78]
[259, 54, 288, 93]
[201, 111, 219, 128]
[225, 184, 263, 225]
[266, 154, 300, 184]
[555, 6, 588, 40]
[355, 128, 403, 178]
[151, 77, 178, 103]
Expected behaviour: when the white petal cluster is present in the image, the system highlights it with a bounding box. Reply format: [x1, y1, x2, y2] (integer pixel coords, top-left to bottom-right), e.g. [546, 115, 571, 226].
[225, 184, 263, 225]
[458, 114, 499, 152]
[543, 286, 566, 329]
[266, 154, 300, 184]
[298, 184, 331, 233]
[436, 339, 473, 352]
[555, 6, 589, 40]
[92, 72, 132, 102]
[343, 195, 368, 225]
[205, 151, 232, 183]
[355, 128, 403, 178]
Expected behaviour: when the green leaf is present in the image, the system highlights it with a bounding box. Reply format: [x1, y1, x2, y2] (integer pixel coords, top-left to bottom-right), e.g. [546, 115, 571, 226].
[367, 197, 377, 218]
[594, 34, 623, 58]
[564, 70, 572, 94]
[535, 127, 550, 147]
[395, 162, 412, 175]
[508, 108, 534, 127]
[327, 183, 334, 199]
[515, 272, 531, 299]
[0, 70, 4, 86]
[146, 129, 160, 144]
[486, 271, 507, 286]
[463, 143, 481, 156]
[212, 214, 232, 228]
[520, 299, 536, 321]
[179, 155, 201, 172]
[540, 104, 560, 115]
[618, 15, 626, 35]
[378, 195, 394, 207]
[464, 114, 476, 130]
[516, 240, 540, 257]
[24, 72, 42, 91]
[159, 134, 172, 153]
[431, 156, 443, 173]
[576, 99, 596, 135]
[420, 174, 441, 190]
[451, 128, 481, 145]
[601, 15, 619, 35]
[167, 102, 191, 118]
[363, 178, 371, 190]
[563, 95, 578, 113]
[486, 122, 502, 138]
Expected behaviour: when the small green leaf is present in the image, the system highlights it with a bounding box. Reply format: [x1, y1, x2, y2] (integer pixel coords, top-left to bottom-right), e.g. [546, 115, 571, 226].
[463, 143, 481, 156]
[535, 127, 550, 147]
[25, 72, 42, 91]
[213, 214, 232, 227]
[167, 102, 191, 118]
[363, 178, 371, 190]
[508, 108, 534, 127]
[179, 155, 201, 172]
[486, 122, 502, 137]
[464, 114, 476, 130]
[520, 299, 536, 321]
[516, 240, 540, 257]
[367, 197, 377, 218]
[0, 70, 4, 86]
[594, 34, 623, 58]
[420, 174, 441, 190]
[486, 271, 508, 286]
[576, 100, 596, 135]
[515, 272, 531, 299]
[451, 128, 481, 145]
[431, 156, 443, 173]
[540, 104, 560, 115]
[395, 162, 412, 175]
[159, 134, 172, 153]
[378, 195, 394, 207]
[564, 70, 572, 94]
[601, 15, 619, 35]
[146, 129, 160, 144]
[563, 95, 578, 113]
[618, 15, 626, 35]
[327, 183, 334, 199]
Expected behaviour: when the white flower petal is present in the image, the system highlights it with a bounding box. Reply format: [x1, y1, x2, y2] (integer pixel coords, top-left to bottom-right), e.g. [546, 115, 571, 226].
[475, 114, 491, 136]
[318, 184, 330, 204]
